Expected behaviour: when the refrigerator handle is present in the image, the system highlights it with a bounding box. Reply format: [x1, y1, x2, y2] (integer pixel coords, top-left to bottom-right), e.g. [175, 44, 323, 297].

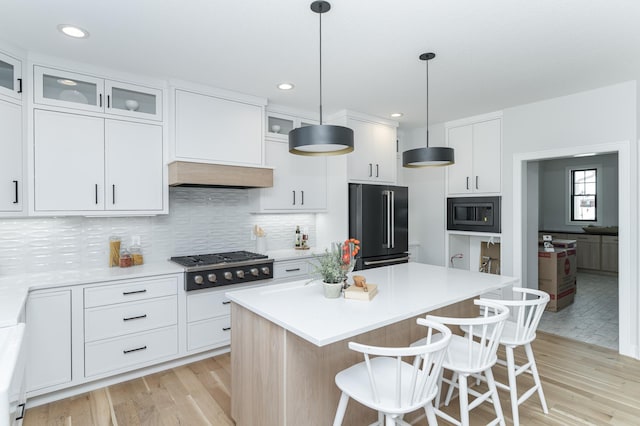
[383, 190, 391, 249]
[390, 190, 395, 249]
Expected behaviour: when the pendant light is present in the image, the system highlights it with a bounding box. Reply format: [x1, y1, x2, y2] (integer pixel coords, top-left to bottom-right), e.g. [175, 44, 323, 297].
[402, 53, 455, 167]
[289, 1, 354, 156]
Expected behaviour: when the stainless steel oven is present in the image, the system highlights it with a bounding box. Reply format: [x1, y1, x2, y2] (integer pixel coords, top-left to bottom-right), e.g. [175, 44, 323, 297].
[447, 196, 501, 233]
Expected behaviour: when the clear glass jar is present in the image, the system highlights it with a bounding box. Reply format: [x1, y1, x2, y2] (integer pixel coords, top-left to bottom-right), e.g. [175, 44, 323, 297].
[119, 247, 133, 268]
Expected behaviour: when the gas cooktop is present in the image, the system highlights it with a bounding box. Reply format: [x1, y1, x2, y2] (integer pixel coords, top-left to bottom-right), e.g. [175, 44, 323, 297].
[170, 250, 268, 269]
[170, 250, 273, 291]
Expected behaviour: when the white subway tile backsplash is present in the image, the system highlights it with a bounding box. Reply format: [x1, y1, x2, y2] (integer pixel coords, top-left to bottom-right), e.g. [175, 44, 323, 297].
[0, 187, 316, 275]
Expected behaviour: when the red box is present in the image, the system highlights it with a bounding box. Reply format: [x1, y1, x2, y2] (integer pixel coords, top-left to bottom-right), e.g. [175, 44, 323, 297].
[538, 248, 577, 311]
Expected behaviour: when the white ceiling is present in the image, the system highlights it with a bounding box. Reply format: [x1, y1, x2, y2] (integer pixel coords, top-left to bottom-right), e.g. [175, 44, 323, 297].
[1, 0, 639, 128]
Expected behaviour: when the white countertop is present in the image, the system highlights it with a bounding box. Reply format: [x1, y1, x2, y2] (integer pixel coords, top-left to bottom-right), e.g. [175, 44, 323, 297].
[226, 262, 519, 347]
[265, 248, 325, 261]
[0, 261, 184, 328]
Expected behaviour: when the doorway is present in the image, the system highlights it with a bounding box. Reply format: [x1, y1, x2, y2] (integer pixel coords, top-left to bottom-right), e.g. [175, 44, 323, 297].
[512, 141, 636, 359]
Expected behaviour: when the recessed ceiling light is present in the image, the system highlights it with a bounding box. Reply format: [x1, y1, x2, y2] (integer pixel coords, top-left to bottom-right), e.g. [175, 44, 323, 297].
[57, 79, 77, 86]
[574, 152, 597, 157]
[390, 112, 403, 118]
[57, 24, 89, 39]
[277, 82, 295, 90]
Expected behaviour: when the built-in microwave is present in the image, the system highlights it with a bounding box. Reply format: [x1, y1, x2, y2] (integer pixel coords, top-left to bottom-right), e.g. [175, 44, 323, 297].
[447, 196, 501, 233]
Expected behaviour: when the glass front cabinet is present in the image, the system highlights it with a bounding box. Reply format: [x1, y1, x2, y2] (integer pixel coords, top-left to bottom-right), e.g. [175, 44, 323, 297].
[0, 51, 22, 101]
[266, 111, 317, 140]
[34, 66, 162, 120]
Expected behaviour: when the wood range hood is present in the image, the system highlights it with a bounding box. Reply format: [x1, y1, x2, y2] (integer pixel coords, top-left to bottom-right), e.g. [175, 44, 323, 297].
[168, 161, 273, 189]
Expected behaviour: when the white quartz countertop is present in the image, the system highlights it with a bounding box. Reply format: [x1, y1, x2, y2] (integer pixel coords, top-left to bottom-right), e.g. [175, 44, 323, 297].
[0, 261, 184, 328]
[226, 262, 519, 347]
[265, 248, 325, 261]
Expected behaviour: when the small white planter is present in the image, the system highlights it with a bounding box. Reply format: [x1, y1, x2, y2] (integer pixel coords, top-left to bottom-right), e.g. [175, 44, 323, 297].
[323, 281, 343, 298]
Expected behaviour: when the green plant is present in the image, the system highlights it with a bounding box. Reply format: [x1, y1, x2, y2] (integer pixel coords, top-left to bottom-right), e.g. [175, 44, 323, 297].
[310, 241, 359, 283]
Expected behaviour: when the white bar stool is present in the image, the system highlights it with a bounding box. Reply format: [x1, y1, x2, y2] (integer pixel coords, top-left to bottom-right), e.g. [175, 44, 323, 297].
[333, 318, 452, 426]
[465, 288, 550, 426]
[417, 299, 510, 426]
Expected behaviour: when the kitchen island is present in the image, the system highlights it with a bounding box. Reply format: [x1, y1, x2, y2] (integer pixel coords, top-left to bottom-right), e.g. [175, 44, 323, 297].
[226, 262, 519, 425]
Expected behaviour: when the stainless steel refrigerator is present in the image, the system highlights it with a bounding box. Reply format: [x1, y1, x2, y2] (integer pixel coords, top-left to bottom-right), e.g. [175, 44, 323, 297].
[349, 183, 409, 270]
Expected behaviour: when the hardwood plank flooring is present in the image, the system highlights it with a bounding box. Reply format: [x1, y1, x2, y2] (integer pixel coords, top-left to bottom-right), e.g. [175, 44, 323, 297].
[24, 332, 640, 425]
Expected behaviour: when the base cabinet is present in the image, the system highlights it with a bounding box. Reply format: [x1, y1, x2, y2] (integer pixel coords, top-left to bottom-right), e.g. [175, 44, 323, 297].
[601, 235, 619, 273]
[26, 290, 72, 393]
[575, 234, 602, 271]
[186, 288, 232, 351]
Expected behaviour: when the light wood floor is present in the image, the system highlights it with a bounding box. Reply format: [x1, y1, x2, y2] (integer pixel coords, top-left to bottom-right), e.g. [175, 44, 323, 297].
[24, 332, 640, 425]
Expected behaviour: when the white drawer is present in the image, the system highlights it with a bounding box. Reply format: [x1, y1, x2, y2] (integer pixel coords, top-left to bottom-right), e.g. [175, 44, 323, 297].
[85, 296, 177, 342]
[84, 276, 178, 308]
[85, 325, 178, 377]
[187, 316, 231, 352]
[274, 260, 310, 280]
[187, 289, 231, 322]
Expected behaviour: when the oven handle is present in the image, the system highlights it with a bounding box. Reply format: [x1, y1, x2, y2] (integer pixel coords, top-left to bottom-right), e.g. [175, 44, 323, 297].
[364, 256, 410, 266]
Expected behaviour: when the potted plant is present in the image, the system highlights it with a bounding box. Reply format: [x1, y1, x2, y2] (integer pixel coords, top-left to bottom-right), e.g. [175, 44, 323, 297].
[311, 239, 360, 298]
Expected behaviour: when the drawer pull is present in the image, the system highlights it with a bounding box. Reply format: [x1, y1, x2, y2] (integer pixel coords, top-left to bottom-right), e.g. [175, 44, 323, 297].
[123, 314, 147, 321]
[285, 268, 301, 272]
[123, 345, 147, 354]
[222, 300, 231, 305]
[222, 327, 231, 331]
[122, 289, 147, 295]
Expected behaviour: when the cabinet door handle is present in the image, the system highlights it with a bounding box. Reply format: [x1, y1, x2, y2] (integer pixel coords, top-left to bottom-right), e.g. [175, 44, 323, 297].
[123, 289, 147, 295]
[12, 180, 18, 204]
[475, 176, 479, 190]
[301, 190, 304, 205]
[376, 164, 379, 178]
[107, 95, 111, 108]
[123, 345, 147, 354]
[222, 300, 231, 305]
[17, 78, 23, 94]
[466, 177, 470, 190]
[95, 184, 99, 204]
[292, 190, 296, 205]
[222, 327, 231, 331]
[112, 184, 116, 204]
[15, 403, 25, 420]
[123, 314, 147, 321]
[369, 163, 373, 177]
[99, 94, 103, 107]
[285, 268, 301, 272]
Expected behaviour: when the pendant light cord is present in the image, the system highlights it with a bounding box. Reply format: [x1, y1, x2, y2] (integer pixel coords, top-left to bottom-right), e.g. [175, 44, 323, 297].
[319, 7, 323, 125]
[425, 56, 429, 148]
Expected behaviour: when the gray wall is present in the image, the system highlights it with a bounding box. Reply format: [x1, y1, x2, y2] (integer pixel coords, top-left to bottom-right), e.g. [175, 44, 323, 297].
[537, 153, 618, 232]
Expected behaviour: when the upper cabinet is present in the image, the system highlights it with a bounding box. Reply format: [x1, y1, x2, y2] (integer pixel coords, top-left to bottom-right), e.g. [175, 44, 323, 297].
[33, 110, 164, 215]
[173, 87, 265, 166]
[34, 66, 162, 121]
[0, 51, 22, 101]
[0, 98, 23, 213]
[332, 111, 398, 184]
[447, 115, 501, 195]
[265, 110, 317, 141]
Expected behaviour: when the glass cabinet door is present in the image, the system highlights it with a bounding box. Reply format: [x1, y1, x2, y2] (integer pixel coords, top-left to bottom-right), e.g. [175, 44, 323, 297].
[105, 80, 162, 121]
[34, 66, 104, 113]
[0, 52, 22, 100]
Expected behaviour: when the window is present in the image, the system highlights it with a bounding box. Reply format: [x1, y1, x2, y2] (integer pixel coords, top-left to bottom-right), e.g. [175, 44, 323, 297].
[571, 168, 597, 221]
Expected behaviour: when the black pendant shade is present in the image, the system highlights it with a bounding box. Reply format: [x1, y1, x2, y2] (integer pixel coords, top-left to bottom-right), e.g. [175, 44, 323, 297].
[289, 124, 354, 156]
[289, 1, 354, 156]
[402, 52, 455, 168]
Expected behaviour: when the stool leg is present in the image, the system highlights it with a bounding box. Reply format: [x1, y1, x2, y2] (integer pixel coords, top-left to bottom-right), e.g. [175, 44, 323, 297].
[525, 343, 549, 414]
[458, 374, 470, 426]
[333, 392, 350, 426]
[445, 371, 458, 406]
[485, 368, 506, 426]
[505, 345, 520, 426]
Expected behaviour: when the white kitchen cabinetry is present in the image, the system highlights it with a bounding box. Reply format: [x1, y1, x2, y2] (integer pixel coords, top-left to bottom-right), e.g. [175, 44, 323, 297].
[173, 88, 265, 166]
[83, 276, 179, 378]
[34, 66, 162, 120]
[186, 288, 232, 351]
[0, 98, 23, 213]
[0, 51, 22, 101]
[26, 289, 72, 393]
[252, 140, 326, 212]
[273, 258, 311, 282]
[447, 117, 501, 194]
[265, 110, 316, 140]
[346, 117, 397, 183]
[33, 109, 163, 214]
